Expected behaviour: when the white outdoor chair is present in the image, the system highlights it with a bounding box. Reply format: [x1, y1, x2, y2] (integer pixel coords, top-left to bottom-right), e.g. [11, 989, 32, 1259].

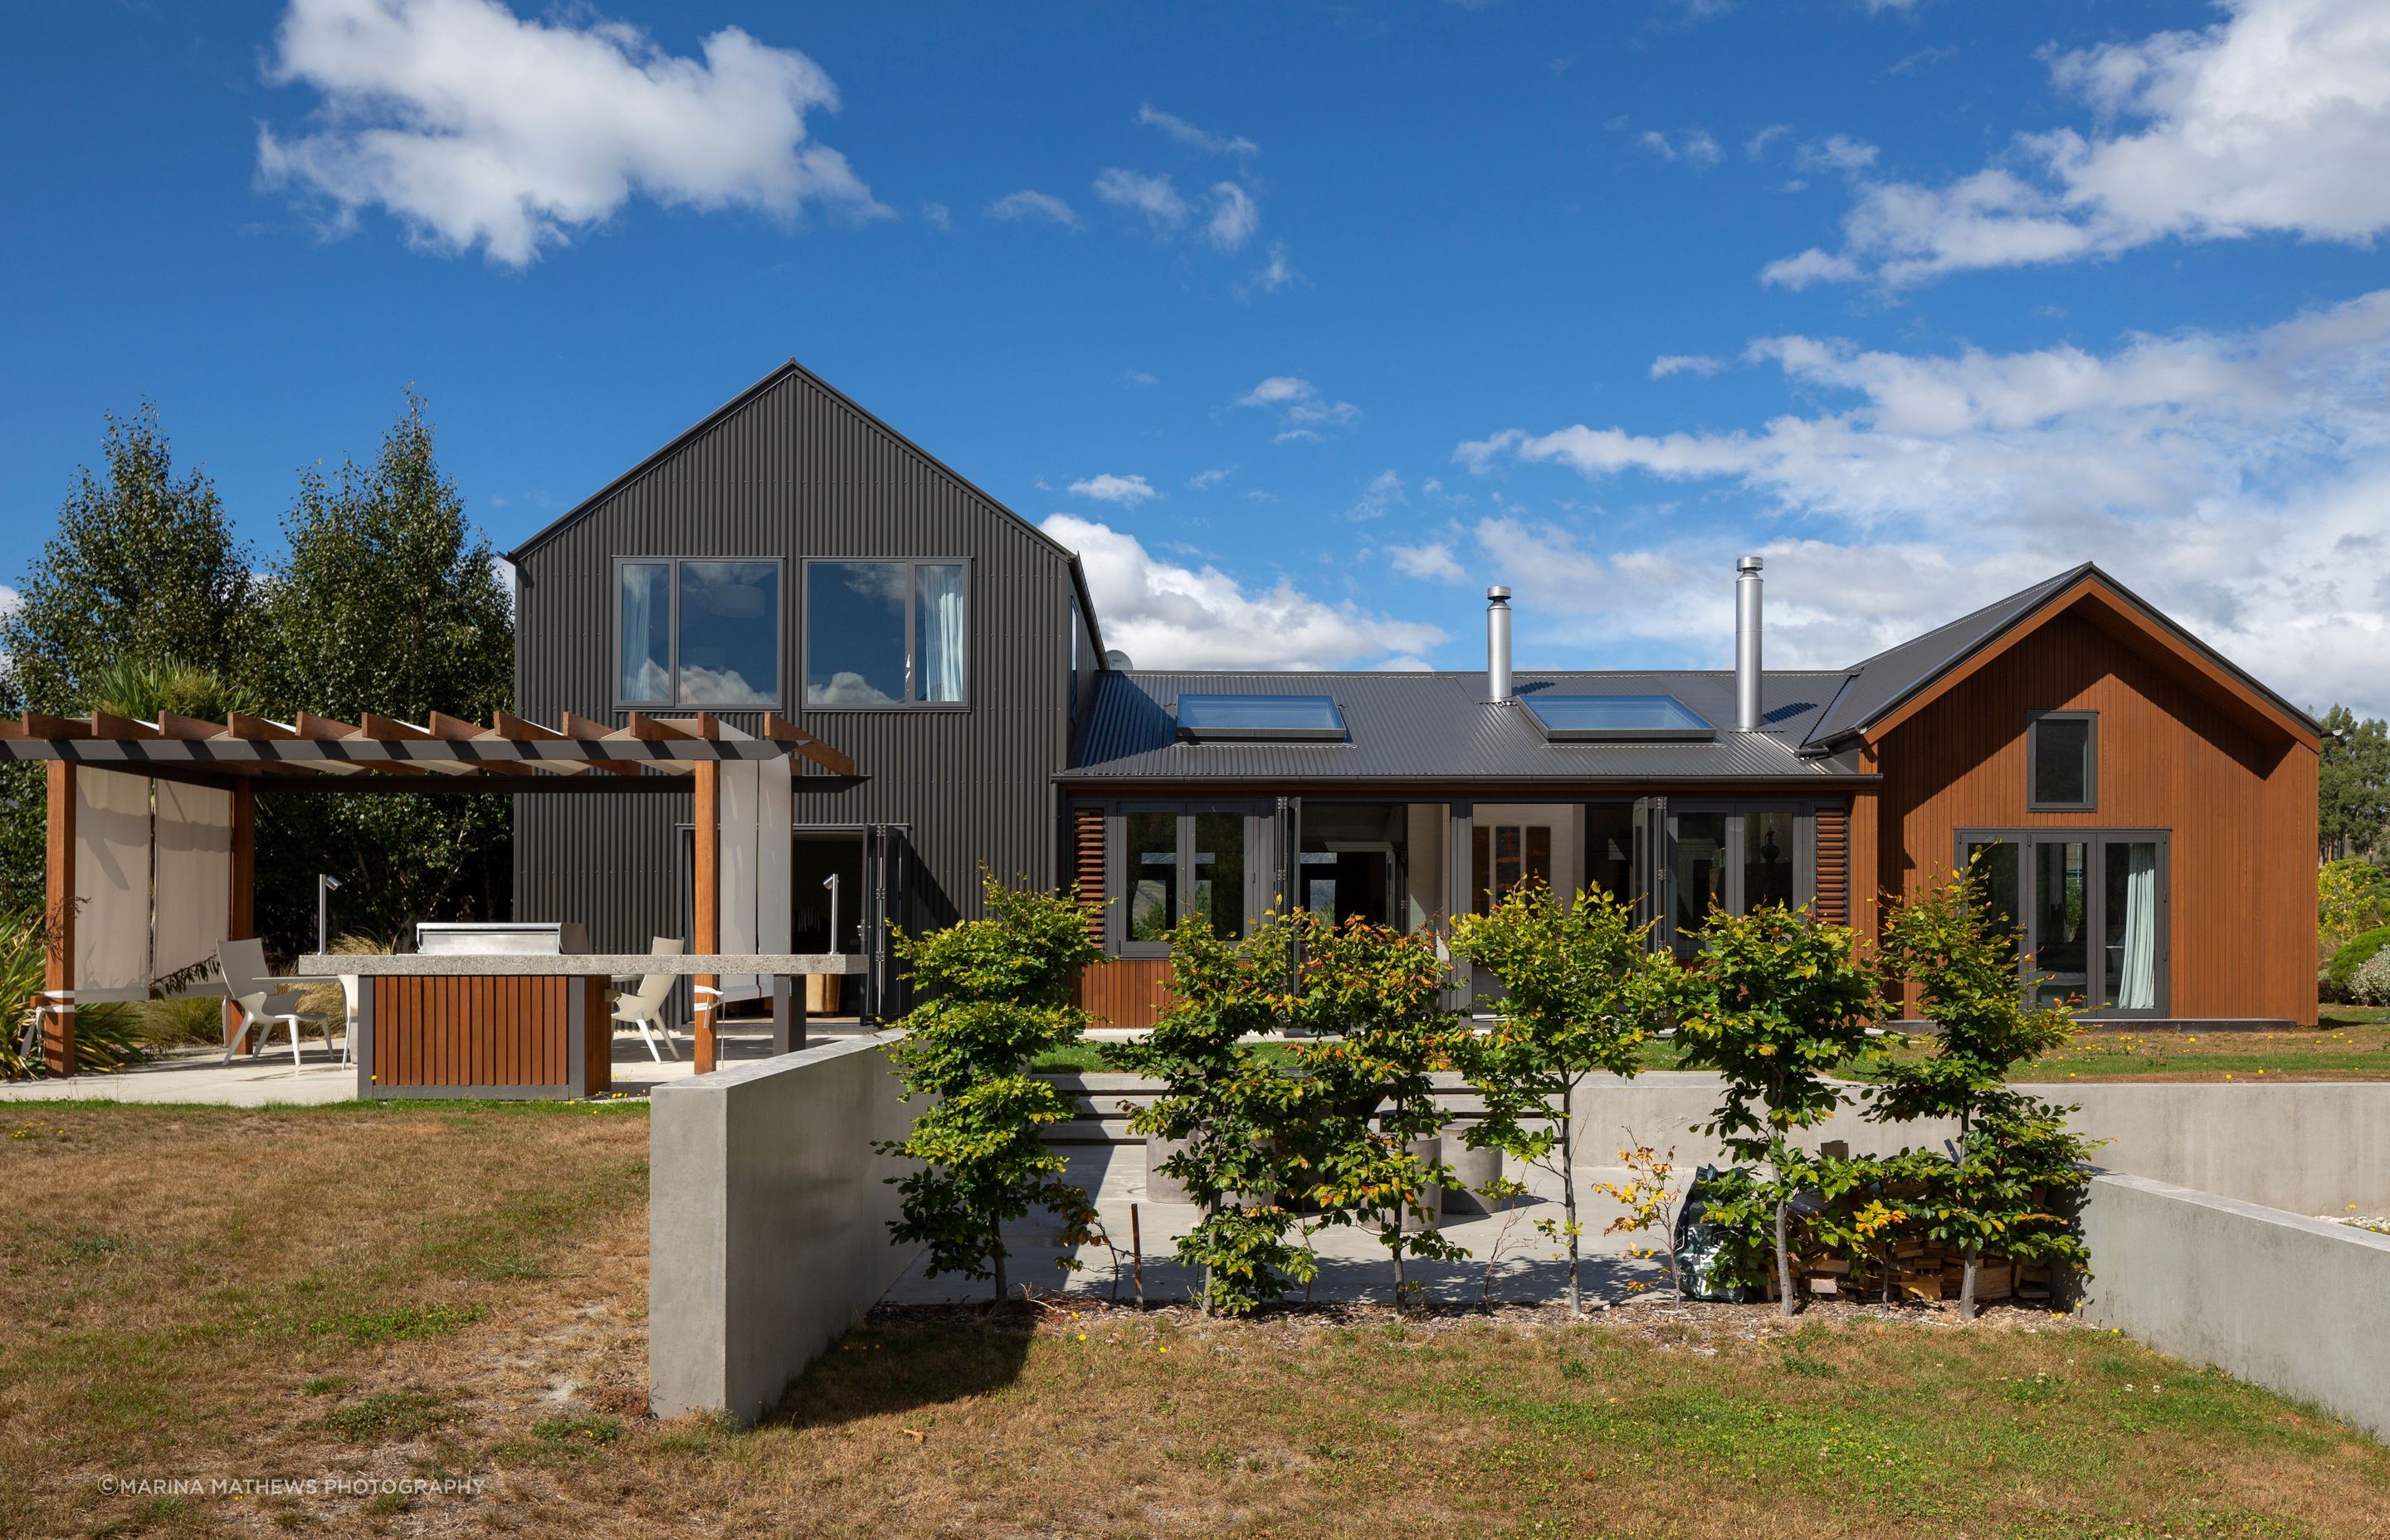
[217, 938, 337, 1069]
[612, 937, 685, 1062]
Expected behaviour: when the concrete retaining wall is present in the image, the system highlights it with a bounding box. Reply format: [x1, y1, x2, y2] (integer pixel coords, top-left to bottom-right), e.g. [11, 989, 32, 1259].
[1563, 1075, 2390, 1216]
[649, 1031, 918, 1425]
[2078, 1172, 2390, 1443]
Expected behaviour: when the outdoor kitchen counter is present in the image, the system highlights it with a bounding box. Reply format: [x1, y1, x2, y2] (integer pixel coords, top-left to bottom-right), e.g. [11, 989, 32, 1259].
[300, 953, 869, 1100]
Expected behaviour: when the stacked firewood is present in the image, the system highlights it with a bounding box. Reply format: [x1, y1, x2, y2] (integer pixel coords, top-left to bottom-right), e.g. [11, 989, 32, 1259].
[1783, 1247, 2056, 1304]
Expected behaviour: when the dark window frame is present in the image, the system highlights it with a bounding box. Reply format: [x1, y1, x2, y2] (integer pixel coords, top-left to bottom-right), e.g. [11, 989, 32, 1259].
[2027, 709, 2099, 811]
[1953, 827, 2170, 1019]
[1107, 799, 1269, 957]
[798, 556, 973, 713]
[610, 555, 787, 713]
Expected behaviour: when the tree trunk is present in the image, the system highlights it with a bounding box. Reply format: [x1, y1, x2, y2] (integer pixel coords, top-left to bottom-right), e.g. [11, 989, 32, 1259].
[1560, 1092, 1582, 1317]
[992, 1215, 1007, 1304]
[1958, 1249, 1980, 1322]
[1774, 1194, 1797, 1318]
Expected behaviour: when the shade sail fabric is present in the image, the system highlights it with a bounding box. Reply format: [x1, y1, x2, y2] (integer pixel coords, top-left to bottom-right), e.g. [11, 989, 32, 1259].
[152, 781, 232, 983]
[75, 770, 152, 992]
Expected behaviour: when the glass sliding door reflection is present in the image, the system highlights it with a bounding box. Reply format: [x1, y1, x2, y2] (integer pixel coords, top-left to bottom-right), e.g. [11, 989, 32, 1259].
[2103, 841, 2160, 1011]
[1127, 812, 1178, 942]
[2032, 841, 2090, 1008]
[1744, 810, 1797, 912]
[1190, 812, 1246, 938]
[1672, 812, 1729, 944]
[1963, 840, 2024, 971]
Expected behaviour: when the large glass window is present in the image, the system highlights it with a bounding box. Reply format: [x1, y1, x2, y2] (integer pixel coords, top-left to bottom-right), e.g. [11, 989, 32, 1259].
[1299, 803, 1406, 928]
[1957, 829, 2167, 1016]
[1471, 822, 1553, 914]
[2030, 712, 2096, 810]
[1122, 807, 1251, 949]
[1583, 804, 1635, 904]
[615, 558, 782, 709]
[1744, 810, 1797, 912]
[804, 559, 968, 708]
[1652, 804, 1815, 958]
[1671, 812, 1729, 938]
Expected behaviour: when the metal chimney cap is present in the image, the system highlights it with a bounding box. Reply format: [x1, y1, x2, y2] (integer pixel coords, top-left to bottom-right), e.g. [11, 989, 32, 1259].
[1736, 555, 1763, 574]
[1486, 585, 1512, 602]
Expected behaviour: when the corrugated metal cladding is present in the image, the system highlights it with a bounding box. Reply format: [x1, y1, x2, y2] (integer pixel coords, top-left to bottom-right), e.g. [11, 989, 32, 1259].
[1066, 669, 1871, 784]
[511, 363, 1081, 951]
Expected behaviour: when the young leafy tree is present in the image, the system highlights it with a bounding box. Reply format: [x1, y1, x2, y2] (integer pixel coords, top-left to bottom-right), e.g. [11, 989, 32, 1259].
[879, 875, 1103, 1301]
[1673, 904, 1884, 1316]
[247, 392, 515, 952]
[1448, 882, 1680, 1315]
[2319, 705, 2390, 861]
[1106, 910, 1321, 1313]
[0, 404, 253, 912]
[1872, 863, 2099, 1319]
[1290, 914, 1470, 1309]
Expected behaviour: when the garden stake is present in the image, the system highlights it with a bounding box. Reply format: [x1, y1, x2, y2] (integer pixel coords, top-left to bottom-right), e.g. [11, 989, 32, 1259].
[1132, 1202, 1145, 1307]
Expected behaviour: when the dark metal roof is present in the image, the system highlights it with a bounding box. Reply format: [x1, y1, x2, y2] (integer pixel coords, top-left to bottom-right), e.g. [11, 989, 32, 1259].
[1065, 670, 1868, 784]
[1799, 563, 2319, 750]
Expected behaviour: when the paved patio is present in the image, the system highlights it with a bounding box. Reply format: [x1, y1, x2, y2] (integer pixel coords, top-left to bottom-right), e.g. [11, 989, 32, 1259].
[0, 1020, 880, 1107]
[884, 1141, 1669, 1309]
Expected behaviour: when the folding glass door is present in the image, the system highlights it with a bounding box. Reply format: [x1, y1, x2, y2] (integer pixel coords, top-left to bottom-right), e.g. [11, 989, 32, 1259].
[1958, 830, 2168, 1017]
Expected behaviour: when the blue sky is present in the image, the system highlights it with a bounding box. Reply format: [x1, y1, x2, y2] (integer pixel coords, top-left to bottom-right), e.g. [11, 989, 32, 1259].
[2, 0, 2385, 711]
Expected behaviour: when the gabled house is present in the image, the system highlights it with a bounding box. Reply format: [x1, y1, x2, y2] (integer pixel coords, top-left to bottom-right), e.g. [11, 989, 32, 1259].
[509, 364, 2320, 1031]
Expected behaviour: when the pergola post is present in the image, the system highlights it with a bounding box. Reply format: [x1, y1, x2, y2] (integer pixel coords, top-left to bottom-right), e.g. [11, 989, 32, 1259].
[226, 779, 255, 1053]
[693, 758, 720, 1074]
[41, 762, 75, 1075]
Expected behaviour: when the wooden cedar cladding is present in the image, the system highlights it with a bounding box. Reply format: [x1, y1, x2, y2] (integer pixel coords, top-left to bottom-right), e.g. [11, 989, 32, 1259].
[370, 976, 611, 1095]
[1071, 804, 1105, 940]
[1811, 805, 1851, 925]
[1868, 604, 2316, 1025]
[1075, 958, 1174, 1030]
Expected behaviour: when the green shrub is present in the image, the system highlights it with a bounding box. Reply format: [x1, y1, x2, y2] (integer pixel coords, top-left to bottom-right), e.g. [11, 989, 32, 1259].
[134, 994, 227, 1050]
[2319, 858, 2390, 958]
[2352, 949, 2390, 1007]
[2326, 926, 2390, 996]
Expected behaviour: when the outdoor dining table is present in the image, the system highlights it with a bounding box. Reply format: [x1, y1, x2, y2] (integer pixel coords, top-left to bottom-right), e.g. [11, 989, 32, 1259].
[297, 952, 871, 1101]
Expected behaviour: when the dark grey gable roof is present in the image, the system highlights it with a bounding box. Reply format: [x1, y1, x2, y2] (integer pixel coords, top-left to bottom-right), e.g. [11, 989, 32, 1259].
[1800, 562, 2317, 751]
[1066, 669, 1869, 783]
[503, 358, 1106, 660]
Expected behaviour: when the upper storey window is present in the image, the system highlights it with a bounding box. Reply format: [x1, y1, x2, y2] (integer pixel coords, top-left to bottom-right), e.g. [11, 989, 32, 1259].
[615, 558, 783, 709]
[803, 559, 968, 709]
[2029, 711, 2097, 810]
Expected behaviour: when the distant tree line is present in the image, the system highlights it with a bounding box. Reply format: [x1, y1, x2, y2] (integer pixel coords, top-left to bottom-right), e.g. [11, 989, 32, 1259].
[0, 396, 513, 960]
[2320, 704, 2390, 864]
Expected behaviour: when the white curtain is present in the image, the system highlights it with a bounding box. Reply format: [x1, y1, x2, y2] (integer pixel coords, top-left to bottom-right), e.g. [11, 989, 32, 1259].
[2116, 842, 2158, 1010]
[152, 782, 232, 984]
[75, 771, 153, 992]
[917, 563, 965, 702]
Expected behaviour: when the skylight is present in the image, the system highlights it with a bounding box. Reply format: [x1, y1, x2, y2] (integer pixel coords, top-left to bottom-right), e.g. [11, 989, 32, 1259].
[1522, 694, 1716, 743]
[1175, 693, 1348, 742]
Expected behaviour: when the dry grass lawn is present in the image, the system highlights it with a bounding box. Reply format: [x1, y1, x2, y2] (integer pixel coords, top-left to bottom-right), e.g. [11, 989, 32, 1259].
[5, 1103, 2389, 1539]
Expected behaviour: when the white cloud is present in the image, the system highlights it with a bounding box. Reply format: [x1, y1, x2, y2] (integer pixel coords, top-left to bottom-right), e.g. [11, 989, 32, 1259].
[1068, 472, 1158, 507]
[920, 201, 950, 230]
[1093, 168, 1189, 233]
[256, 0, 881, 266]
[1135, 104, 1258, 158]
[1797, 134, 1879, 174]
[1206, 182, 1260, 251]
[1241, 241, 1303, 298]
[1234, 376, 1362, 440]
[1637, 128, 1724, 166]
[988, 188, 1080, 227]
[1456, 288, 2390, 710]
[1188, 465, 1235, 490]
[1779, 0, 2390, 285]
[1041, 514, 1446, 670]
[1759, 246, 1864, 290]
[1388, 541, 1467, 582]
[1348, 469, 1406, 521]
[1122, 368, 1158, 387]
[1651, 353, 1725, 378]
[1744, 124, 1790, 160]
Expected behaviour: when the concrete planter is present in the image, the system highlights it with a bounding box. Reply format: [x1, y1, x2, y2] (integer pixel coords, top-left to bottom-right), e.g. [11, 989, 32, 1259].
[1143, 1134, 1195, 1203]
[1406, 1135, 1444, 1227]
[1442, 1140, 1502, 1215]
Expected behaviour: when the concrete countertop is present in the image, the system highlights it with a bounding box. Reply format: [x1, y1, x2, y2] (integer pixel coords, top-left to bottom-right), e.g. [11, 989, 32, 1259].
[297, 953, 870, 977]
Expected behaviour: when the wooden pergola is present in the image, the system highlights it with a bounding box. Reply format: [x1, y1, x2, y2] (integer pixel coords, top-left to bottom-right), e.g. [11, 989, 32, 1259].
[0, 709, 861, 1076]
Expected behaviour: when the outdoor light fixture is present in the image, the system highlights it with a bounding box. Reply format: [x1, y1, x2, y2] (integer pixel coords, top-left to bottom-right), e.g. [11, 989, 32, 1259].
[317, 874, 341, 955]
